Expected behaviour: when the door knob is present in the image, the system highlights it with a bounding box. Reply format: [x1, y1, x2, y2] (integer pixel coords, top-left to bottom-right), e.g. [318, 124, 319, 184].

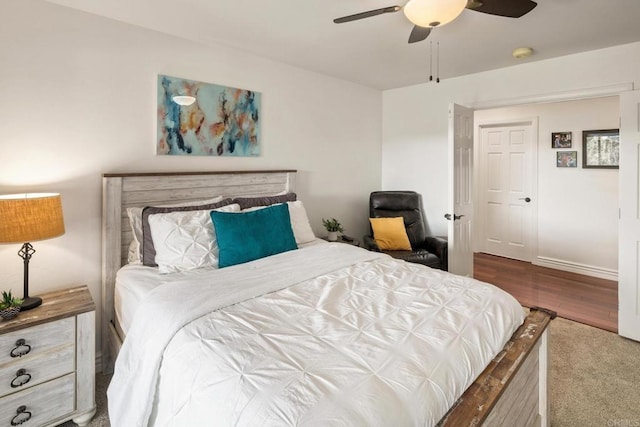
[519, 197, 531, 203]
[445, 213, 465, 221]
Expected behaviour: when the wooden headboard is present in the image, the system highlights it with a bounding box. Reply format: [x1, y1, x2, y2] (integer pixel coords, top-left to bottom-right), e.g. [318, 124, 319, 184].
[101, 170, 296, 372]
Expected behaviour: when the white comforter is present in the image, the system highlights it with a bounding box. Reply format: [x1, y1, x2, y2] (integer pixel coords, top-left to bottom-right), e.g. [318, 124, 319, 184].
[108, 243, 524, 427]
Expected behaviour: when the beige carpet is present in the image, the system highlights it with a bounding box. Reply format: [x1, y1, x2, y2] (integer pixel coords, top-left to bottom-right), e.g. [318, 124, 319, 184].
[550, 317, 640, 426]
[62, 317, 640, 426]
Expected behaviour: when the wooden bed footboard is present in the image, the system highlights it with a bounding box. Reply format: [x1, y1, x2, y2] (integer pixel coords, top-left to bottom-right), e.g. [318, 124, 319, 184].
[440, 308, 554, 427]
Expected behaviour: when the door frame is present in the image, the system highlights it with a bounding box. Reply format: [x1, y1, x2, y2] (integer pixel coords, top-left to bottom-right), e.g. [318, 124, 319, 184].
[454, 83, 631, 250]
[468, 83, 633, 110]
[475, 117, 539, 261]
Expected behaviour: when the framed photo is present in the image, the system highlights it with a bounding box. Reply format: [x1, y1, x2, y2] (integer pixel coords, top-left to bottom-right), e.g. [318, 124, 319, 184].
[557, 151, 578, 168]
[552, 131, 572, 148]
[582, 129, 619, 169]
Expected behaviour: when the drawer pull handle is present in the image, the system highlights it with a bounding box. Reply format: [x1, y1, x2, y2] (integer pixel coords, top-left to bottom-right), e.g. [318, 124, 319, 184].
[10, 369, 31, 388]
[11, 406, 32, 426]
[10, 339, 31, 358]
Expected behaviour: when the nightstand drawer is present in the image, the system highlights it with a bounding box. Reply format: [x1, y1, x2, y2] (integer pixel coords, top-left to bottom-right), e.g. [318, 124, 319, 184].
[0, 373, 75, 426]
[0, 343, 75, 398]
[0, 318, 75, 366]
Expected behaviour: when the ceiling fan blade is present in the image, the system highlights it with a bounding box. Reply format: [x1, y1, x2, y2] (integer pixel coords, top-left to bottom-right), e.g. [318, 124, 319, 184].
[408, 26, 432, 44]
[466, 0, 537, 18]
[333, 6, 402, 24]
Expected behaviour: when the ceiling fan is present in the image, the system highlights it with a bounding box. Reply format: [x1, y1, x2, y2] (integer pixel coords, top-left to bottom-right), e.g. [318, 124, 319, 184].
[333, 0, 537, 44]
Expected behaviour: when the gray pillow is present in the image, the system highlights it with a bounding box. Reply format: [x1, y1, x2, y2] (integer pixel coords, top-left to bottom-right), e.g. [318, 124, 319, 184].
[231, 193, 297, 210]
[141, 198, 234, 267]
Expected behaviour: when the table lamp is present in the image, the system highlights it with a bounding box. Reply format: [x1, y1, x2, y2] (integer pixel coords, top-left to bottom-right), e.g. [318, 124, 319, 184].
[0, 193, 65, 310]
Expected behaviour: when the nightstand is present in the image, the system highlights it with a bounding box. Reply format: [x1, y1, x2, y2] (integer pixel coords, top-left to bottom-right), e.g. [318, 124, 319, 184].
[323, 237, 360, 247]
[0, 286, 96, 426]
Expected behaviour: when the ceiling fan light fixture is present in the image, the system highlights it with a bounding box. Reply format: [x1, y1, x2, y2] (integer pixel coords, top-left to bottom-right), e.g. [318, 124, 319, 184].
[403, 0, 467, 28]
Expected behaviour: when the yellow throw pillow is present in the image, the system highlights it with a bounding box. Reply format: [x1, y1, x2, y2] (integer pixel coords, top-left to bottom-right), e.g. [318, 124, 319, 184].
[369, 217, 412, 251]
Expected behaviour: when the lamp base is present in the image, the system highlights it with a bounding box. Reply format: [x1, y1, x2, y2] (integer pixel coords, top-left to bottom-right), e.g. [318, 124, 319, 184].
[21, 296, 42, 311]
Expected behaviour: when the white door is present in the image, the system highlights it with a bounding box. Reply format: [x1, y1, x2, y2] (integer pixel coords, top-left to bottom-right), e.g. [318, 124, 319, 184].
[619, 90, 640, 342]
[478, 120, 536, 261]
[447, 103, 474, 276]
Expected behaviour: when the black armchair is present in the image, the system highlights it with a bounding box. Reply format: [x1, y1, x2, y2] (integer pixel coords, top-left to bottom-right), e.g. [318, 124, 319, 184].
[363, 191, 448, 271]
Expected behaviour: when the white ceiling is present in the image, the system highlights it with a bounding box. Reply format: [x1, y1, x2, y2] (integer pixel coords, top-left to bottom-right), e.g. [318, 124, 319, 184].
[46, 0, 640, 90]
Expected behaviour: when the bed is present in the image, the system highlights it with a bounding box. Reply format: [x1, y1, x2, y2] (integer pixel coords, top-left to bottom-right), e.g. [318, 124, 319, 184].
[102, 170, 552, 427]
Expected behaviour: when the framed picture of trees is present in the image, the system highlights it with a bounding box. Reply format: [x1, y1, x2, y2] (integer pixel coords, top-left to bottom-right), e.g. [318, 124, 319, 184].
[582, 129, 619, 169]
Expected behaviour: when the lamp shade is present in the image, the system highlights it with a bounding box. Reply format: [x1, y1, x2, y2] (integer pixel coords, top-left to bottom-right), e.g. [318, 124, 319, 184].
[0, 193, 65, 243]
[403, 0, 467, 28]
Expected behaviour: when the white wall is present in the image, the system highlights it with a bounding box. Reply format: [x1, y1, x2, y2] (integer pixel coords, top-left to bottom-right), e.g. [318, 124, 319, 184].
[383, 41, 640, 267]
[475, 97, 619, 276]
[0, 0, 382, 365]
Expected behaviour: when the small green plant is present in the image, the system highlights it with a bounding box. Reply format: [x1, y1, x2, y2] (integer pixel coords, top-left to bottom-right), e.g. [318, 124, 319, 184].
[322, 218, 344, 233]
[0, 291, 23, 310]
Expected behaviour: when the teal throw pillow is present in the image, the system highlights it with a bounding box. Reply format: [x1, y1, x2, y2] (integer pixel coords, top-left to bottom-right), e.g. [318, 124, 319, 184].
[211, 203, 298, 268]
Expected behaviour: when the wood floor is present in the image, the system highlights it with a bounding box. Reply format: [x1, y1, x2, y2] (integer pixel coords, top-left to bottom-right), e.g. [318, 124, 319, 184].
[473, 252, 618, 333]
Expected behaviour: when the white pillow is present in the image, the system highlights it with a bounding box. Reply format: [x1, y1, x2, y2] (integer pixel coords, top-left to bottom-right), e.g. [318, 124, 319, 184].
[126, 196, 224, 263]
[287, 201, 316, 244]
[148, 204, 240, 274]
[243, 201, 316, 245]
[127, 240, 141, 265]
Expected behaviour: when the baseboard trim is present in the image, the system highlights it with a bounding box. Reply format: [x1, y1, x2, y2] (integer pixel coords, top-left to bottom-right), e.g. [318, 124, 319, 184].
[533, 256, 618, 281]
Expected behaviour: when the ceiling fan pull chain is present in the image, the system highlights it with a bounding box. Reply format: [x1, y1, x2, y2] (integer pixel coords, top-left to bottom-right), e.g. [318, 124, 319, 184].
[429, 41, 433, 82]
[436, 41, 440, 83]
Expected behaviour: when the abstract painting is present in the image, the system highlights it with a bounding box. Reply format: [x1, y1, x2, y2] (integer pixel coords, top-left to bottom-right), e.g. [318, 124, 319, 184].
[157, 75, 261, 156]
